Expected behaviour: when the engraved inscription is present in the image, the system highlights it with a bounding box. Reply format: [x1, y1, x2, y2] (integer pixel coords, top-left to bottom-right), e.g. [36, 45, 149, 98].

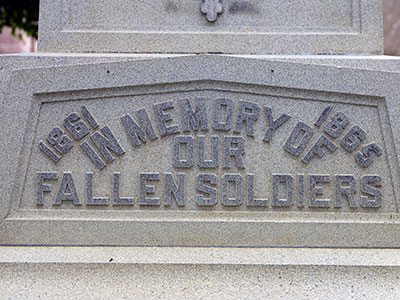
[284, 106, 382, 167]
[39, 102, 382, 169]
[36, 172, 383, 209]
[39, 106, 125, 170]
[35, 99, 386, 212]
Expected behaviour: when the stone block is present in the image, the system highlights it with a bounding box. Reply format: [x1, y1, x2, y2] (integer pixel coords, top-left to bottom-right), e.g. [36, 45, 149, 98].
[37, 0, 383, 55]
[1, 55, 399, 248]
[0, 247, 400, 299]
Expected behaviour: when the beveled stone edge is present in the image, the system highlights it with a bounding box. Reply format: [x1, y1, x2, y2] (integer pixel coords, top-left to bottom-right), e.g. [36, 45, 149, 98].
[1, 246, 400, 266]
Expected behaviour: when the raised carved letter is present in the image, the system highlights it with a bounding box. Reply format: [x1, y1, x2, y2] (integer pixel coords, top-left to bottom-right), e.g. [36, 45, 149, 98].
[139, 173, 160, 206]
[47, 127, 73, 155]
[284, 122, 314, 157]
[334, 175, 357, 208]
[181, 98, 209, 132]
[297, 174, 305, 207]
[196, 174, 217, 206]
[37, 172, 58, 205]
[340, 126, 367, 152]
[121, 108, 158, 147]
[247, 174, 268, 207]
[361, 176, 382, 208]
[173, 136, 194, 168]
[81, 106, 99, 130]
[222, 174, 243, 207]
[153, 101, 180, 136]
[113, 173, 134, 205]
[234, 101, 260, 137]
[86, 173, 109, 206]
[198, 136, 219, 168]
[63, 113, 89, 141]
[324, 112, 349, 138]
[272, 174, 294, 207]
[212, 98, 233, 131]
[355, 143, 382, 168]
[315, 106, 332, 127]
[302, 135, 337, 164]
[39, 141, 61, 163]
[80, 141, 106, 170]
[223, 136, 245, 169]
[309, 175, 330, 208]
[54, 172, 81, 205]
[164, 173, 185, 206]
[90, 126, 125, 163]
[263, 107, 291, 143]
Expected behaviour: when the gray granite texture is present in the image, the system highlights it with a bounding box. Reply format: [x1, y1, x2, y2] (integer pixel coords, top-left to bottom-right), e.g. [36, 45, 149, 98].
[1, 54, 400, 248]
[3, 53, 400, 73]
[1, 0, 398, 296]
[37, 0, 383, 54]
[0, 53, 181, 97]
[1, 247, 400, 300]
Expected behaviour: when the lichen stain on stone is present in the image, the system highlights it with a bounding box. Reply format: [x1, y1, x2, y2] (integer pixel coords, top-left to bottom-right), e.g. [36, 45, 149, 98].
[164, 1, 179, 13]
[228, 1, 258, 14]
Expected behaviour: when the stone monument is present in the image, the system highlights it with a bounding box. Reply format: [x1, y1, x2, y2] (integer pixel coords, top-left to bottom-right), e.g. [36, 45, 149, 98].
[1, 0, 400, 299]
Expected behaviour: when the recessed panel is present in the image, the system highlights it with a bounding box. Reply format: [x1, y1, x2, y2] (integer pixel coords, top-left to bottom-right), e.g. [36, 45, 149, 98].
[23, 88, 393, 214]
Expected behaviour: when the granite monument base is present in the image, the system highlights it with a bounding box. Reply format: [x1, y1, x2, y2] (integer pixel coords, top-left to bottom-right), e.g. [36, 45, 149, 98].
[1, 247, 400, 299]
[1, 54, 400, 299]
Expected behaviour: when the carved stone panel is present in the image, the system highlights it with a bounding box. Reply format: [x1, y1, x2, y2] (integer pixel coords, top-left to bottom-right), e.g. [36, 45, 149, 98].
[1, 56, 399, 247]
[28, 90, 393, 213]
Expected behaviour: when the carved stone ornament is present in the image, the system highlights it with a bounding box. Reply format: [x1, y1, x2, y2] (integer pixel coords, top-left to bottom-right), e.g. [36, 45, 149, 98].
[201, 0, 224, 22]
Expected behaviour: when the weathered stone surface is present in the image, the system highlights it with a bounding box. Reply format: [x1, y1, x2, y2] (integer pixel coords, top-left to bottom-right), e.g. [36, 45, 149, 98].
[1, 0, 399, 297]
[1, 247, 400, 300]
[37, 0, 383, 54]
[1, 55, 399, 248]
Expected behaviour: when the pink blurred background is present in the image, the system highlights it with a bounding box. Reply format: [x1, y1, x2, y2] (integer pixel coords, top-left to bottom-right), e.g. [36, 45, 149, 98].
[1, 0, 400, 55]
[383, 0, 400, 56]
[0, 27, 37, 54]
